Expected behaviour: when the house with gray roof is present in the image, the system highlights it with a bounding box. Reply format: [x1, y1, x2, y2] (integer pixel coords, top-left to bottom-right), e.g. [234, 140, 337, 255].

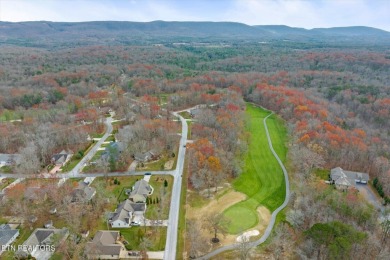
[129, 179, 153, 203]
[71, 181, 96, 203]
[16, 228, 68, 260]
[134, 149, 160, 163]
[330, 167, 370, 191]
[109, 199, 146, 228]
[51, 150, 73, 166]
[100, 142, 125, 163]
[86, 230, 124, 259]
[0, 224, 19, 256]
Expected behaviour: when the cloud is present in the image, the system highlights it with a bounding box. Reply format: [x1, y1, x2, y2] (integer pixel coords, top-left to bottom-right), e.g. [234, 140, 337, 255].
[226, 0, 390, 30]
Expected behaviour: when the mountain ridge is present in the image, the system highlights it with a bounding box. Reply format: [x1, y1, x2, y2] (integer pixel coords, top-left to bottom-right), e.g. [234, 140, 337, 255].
[0, 21, 389, 47]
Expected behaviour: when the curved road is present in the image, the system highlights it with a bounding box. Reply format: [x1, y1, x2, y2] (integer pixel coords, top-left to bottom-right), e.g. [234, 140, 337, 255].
[196, 112, 290, 259]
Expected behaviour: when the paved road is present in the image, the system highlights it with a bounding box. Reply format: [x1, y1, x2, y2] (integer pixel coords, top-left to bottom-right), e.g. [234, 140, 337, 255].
[163, 110, 188, 260]
[196, 112, 290, 259]
[69, 116, 114, 177]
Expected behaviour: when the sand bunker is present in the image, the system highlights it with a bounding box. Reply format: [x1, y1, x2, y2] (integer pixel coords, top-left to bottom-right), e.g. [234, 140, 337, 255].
[236, 230, 260, 242]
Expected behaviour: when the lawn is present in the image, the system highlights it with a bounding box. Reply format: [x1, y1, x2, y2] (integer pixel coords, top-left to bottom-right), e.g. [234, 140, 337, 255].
[177, 158, 188, 259]
[114, 227, 167, 251]
[105, 134, 116, 142]
[179, 111, 192, 119]
[0, 178, 15, 190]
[0, 165, 13, 173]
[92, 176, 142, 203]
[187, 121, 192, 139]
[223, 103, 287, 234]
[145, 175, 173, 220]
[314, 168, 330, 180]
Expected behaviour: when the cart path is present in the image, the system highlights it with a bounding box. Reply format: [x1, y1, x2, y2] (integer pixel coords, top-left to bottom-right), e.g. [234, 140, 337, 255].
[196, 112, 290, 259]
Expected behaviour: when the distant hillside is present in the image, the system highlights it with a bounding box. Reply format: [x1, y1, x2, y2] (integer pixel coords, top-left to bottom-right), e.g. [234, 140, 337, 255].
[0, 21, 389, 47]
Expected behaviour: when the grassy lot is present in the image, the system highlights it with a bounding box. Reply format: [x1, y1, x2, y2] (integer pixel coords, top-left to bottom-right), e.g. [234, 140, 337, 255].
[114, 227, 167, 251]
[187, 121, 192, 139]
[90, 150, 104, 162]
[92, 176, 142, 203]
[0, 178, 15, 190]
[145, 175, 173, 220]
[179, 111, 192, 119]
[177, 158, 189, 259]
[91, 133, 105, 138]
[0, 165, 13, 173]
[314, 168, 330, 180]
[187, 190, 209, 208]
[223, 103, 287, 234]
[106, 134, 116, 142]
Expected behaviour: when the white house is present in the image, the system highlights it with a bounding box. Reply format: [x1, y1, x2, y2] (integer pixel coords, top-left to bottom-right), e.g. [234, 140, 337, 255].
[110, 200, 133, 228]
[109, 200, 146, 228]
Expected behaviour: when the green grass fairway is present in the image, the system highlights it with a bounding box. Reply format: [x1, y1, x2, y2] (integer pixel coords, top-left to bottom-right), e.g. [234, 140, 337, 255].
[223, 103, 287, 234]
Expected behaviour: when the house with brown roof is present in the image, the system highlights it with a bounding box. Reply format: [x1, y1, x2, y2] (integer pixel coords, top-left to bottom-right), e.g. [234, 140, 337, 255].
[86, 230, 124, 259]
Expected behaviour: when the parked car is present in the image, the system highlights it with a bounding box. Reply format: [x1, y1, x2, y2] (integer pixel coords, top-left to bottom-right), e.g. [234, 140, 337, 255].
[144, 172, 151, 176]
[131, 221, 140, 226]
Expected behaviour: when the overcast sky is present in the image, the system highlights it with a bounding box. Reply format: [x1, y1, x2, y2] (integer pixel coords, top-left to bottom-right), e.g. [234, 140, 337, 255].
[1, 0, 389, 31]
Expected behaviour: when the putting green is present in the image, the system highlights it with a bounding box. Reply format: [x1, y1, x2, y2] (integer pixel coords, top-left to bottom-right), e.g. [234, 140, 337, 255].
[223, 103, 287, 234]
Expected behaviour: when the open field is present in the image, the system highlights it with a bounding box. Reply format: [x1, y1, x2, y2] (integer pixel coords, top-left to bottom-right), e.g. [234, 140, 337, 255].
[223, 104, 287, 234]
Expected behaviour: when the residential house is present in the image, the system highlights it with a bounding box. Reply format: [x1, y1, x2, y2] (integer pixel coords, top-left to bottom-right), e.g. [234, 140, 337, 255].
[0, 224, 19, 256]
[330, 167, 370, 191]
[134, 151, 152, 163]
[129, 179, 153, 203]
[109, 199, 146, 228]
[134, 149, 159, 163]
[16, 228, 68, 260]
[109, 200, 133, 228]
[100, 142, 125, 163]
[71, 181, 96, 203]
[86, 230, 124, 260]
[51, 150, 73, 167]
[331, 167, 352, 191]
[0, 154, 20, 167]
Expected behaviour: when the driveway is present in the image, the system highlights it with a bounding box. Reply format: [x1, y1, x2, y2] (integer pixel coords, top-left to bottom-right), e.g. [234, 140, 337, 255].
[355, 183, 383, 210]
